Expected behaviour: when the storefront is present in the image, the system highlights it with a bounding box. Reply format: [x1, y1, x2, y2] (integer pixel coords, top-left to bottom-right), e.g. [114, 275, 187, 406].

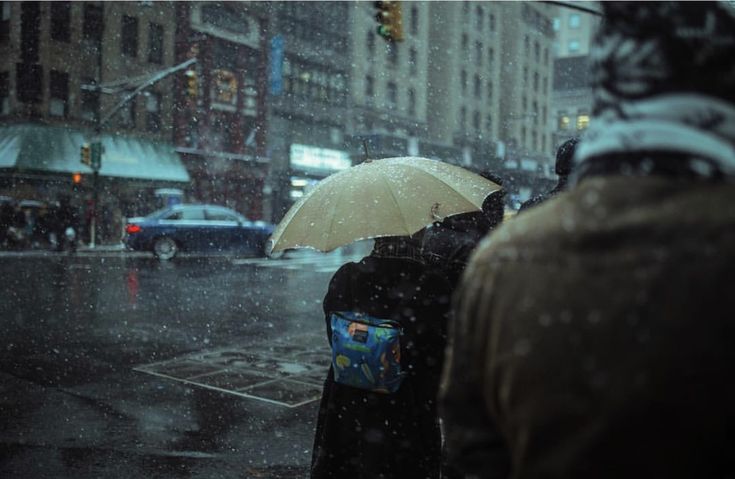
[0, 123, 190, 243]
[287, 143, 350, 202]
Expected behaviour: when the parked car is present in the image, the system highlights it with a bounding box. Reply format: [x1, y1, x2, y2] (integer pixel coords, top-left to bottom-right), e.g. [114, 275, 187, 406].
[124, 204, 275, 260]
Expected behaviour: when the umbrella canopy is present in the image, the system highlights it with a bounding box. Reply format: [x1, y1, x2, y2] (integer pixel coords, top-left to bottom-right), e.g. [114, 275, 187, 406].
[268, 156, 501, 253]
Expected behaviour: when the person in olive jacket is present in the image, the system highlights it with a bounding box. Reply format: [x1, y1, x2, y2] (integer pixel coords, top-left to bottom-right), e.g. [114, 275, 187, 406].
[311, 234, 453, 479]
[441, 2, 735, 478]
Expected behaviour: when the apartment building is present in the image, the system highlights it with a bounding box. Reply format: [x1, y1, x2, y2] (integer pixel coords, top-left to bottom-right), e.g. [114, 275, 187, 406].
[0, 1, 189, 241]
[173, 2, 269, 220]
[264, 1, 352, 220]
[550, 2, 600, 148]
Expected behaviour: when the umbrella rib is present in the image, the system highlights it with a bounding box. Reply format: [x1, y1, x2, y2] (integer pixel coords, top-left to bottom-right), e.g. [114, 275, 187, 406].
[322, 178, 349, 251]
[408, 165, 494, 209]
[379, 169, 413, 236]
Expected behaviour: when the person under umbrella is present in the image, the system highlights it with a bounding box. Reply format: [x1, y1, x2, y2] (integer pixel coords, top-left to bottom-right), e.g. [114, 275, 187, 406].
[310, 232, 453, 479]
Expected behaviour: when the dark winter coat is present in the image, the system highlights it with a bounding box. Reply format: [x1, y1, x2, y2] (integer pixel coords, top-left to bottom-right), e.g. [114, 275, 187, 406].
[440, 174, 735, 479]
[311, 255, 453, 479]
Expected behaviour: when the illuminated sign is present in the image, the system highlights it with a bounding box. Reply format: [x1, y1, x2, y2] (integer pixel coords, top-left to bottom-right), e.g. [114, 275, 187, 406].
[290, 144, 351, 172]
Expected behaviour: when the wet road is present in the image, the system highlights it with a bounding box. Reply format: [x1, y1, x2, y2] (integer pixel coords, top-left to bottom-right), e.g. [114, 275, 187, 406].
[0, 247, 368, 478]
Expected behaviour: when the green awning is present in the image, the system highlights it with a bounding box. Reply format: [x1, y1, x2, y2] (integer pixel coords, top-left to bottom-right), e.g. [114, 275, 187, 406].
[0, 123, 190, 183]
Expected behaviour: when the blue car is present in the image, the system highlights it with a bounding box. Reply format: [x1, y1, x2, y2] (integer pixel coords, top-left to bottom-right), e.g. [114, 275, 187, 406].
[124, 204, 275, 260]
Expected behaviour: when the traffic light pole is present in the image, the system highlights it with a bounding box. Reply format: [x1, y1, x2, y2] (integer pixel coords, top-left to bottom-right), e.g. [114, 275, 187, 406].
[82, 57, 197, 248]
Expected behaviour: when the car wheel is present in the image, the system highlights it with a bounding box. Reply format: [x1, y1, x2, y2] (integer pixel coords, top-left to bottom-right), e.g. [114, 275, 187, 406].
[153, 237, 178, 260]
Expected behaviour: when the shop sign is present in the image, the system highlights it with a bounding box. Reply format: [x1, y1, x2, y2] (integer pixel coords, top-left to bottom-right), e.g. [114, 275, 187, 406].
[290, 144, 350, 172]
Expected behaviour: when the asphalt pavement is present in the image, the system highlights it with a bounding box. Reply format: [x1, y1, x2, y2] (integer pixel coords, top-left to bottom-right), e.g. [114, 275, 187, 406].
[0, 244, 371, 478]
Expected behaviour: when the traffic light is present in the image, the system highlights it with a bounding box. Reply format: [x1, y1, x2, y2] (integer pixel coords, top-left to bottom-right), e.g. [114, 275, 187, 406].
[185, 69, 198, 98]
[80, 143, 91, 167]
[72, 172, 82, 184]
[374, 1, 403, 42]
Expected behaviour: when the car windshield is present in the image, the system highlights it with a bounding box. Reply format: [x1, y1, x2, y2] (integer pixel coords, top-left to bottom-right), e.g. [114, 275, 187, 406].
[3, 1, 734, 478]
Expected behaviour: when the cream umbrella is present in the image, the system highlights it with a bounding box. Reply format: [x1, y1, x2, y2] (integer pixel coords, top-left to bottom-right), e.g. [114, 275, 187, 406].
[267, 156, 502, 254]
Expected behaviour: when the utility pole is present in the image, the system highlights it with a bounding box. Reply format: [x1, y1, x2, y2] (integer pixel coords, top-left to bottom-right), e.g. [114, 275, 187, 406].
[81, 57, 197, 247]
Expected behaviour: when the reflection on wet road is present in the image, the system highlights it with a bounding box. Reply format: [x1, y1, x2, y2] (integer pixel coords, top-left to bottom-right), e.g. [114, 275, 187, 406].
[0, 248, 367, 478]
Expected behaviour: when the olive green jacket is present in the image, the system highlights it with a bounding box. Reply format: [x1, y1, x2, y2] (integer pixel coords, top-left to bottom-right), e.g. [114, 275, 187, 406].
[441, 175, 735, 479]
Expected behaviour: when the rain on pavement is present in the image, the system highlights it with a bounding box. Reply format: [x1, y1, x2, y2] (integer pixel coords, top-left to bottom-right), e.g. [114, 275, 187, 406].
[0, 246, 368, 478]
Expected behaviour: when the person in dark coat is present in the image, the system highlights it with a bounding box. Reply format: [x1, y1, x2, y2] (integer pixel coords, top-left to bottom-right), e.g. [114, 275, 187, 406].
[311, 234, 453, 479]
[441, 3, 735, 478]
[519, 137, 579, 212]
[54, 196, 78, 251]
[422, 185, 506, 286]
[0, 200, 14, 247]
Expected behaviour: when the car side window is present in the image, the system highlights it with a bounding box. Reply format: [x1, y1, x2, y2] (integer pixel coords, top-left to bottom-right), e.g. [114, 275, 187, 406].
[164, 211, 183, 220]
[181, 208, 206, 220]
[206, 209, 239, 222]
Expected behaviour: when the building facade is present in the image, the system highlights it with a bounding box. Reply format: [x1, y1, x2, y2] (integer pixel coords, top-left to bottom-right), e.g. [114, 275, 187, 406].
[173, 2, 269, 220]
[264, 1, 352, 221]
[550, 2, 600, 152]
[0, 1, 189, 243]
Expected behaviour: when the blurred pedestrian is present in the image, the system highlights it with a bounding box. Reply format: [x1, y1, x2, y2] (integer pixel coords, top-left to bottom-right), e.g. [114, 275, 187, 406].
[54, 196, 78, 252]
[311, 233, 453, 479]
[0, 199, 13, 247]
[518, 137, 579, 212]
[441, 2, 735, 478]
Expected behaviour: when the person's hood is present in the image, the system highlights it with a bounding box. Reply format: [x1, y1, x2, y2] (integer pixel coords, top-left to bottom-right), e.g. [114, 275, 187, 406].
[575, 2, 735, 181]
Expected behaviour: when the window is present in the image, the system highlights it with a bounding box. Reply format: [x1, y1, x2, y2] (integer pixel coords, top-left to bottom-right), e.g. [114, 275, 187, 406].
[148, 23, 163, 64]
[521, 126, 527, 145]
[50, 2, 71, 42]
[387, 82, 397, 107]
[534, 41, 540, 62]
[365, 75, 374, 97]
[459, 106, 466, 128]
[461, 33, 468, 53]
[460, 70, 467, 95]
[532, 101, 538, 125]
[409, 48, 417, 75]
[83, 4, 103, 42]
[488, 48, 494, 70]
[474, 74, 481, 98]
[523, 66, 528, 85]
[489, 13, 496, 32]
[408, 88, 415, 116]
[568, 39, 580, 53]
[524, 35, 530, 55]
[16, 63, 42, 103]
[576, 113, 590, 130]
[473, 110, 480, 131]
[367, 30, 375, 55]
[558, 114, 570, 130]
[121, 15, 138, 57]
[146, 91, 161, 131]
[0, 71, 8, 115]
[542, 77, 548, 93]
[533, 72, 539, 92]
[20, 2, 40, 62]
[522, 95, 527, 112]
[49, 70, 69, 117]
[476, 6, 483, 30]
[485, 114, 492, 133]
[487, 81, 493, 100]
[462, 1, 469, 18]
[544, 48, 549, 65]
[553, 18, 560, 31]
[80, 78, 99, 121]
[206, 209, 239, 222]
[475, 41, 483, 66]
[0, 2, 9, 44]
[569, 13, 581, 28]
[410, 5, 418, 35]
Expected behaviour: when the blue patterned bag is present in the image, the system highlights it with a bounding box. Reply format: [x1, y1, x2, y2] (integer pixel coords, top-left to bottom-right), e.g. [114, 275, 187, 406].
[329, 311, 406, 394]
